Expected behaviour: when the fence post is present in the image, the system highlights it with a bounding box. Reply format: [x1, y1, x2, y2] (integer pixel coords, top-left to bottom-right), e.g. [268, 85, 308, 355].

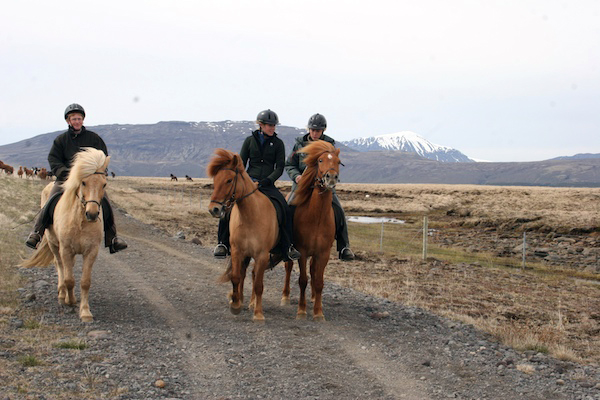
[379, 221, 384, 253]
[422, 215, 428, 260]
[522, 231, 526, 269]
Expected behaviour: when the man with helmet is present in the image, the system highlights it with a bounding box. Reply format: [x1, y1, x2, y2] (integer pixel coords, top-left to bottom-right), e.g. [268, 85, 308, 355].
[285, 113, 355, 261]
[25, 103, 128, 254]
[213, 109, 301, 262]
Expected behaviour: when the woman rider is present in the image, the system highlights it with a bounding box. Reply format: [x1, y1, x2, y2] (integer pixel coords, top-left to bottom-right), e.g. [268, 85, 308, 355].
[25, 103, 128, 254]
[285, 113, 355, 261]
[213, 109, 301, 261]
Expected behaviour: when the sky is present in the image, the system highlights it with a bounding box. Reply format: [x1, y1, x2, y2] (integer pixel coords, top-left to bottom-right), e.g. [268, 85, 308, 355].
[1, 0, 599, 162]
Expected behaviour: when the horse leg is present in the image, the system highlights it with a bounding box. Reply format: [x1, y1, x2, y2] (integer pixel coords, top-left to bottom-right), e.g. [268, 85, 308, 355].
[228, 250, 244, 314]
[248, 264, 256, 310]
[60, 247, 77, 307]
[281, 261, 293, 306]
[48, 242, 67, 304]
[79, 248, 99, 322]
[251, 254, 269, 322]
[297, 256, 309, 319]
[311, 255, 327, 321]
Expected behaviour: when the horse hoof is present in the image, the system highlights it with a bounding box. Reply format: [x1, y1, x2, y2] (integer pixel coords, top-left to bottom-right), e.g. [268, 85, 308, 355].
[230, 306, 242, 315]
[81, 315, 93, 323]
[296, 312, 307, 320]
[280, 297, 290, 306]
[313, 315, 326, 322]
[253, 315, 265, 323]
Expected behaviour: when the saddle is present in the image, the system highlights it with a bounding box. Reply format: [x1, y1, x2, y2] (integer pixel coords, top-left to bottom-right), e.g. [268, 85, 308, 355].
[41, 191, 64, 227]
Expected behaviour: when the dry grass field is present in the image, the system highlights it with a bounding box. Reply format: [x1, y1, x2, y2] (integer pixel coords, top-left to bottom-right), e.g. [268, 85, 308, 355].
[2, 175, 600, 367]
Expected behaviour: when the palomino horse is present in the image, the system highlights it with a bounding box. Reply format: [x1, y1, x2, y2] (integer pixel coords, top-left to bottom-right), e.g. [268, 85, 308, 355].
[282, 140, 341, 321]
[20, 148, 110, 322]
[207, 148, 279, 321]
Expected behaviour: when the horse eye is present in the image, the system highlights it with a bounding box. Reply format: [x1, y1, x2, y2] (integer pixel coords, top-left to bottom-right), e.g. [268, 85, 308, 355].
[82, 181, 86, 186]
[226, 179, 233, 184]
[318, 159, 323, 163]
[103, 183, 107, 188]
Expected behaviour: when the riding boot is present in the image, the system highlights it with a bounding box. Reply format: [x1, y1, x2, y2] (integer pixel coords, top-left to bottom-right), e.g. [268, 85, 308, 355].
[101, 196, 128, 253]
[25, 182, 63, 249]
[279, 209, 301, 261]
[214, 213, 231, 258]
[333, 194, 354, 261]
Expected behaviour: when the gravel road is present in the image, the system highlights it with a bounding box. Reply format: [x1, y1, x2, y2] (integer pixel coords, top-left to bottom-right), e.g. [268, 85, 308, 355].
[9, 209, 600, 399]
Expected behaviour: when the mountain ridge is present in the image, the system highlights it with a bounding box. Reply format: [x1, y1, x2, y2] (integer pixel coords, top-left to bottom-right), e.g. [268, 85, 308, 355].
[1, 121, 598, 187]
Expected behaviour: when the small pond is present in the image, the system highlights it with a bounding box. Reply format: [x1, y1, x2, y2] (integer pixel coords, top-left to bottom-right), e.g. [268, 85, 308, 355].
[347, 216, 405, 224]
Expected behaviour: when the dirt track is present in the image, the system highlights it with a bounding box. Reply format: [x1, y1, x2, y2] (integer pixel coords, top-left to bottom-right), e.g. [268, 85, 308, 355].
[9, 208, 600, 399]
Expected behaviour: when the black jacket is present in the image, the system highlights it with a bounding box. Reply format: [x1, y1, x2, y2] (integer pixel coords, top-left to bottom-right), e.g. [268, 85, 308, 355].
[48, 126, 108, 181]
[239, 130, 285, 185]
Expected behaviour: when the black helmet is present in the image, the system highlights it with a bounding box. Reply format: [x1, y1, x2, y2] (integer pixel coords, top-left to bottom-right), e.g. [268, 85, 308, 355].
[256, 109, 279, 125]
[64, 103, 86, 120]
[308, 113, 327, 130]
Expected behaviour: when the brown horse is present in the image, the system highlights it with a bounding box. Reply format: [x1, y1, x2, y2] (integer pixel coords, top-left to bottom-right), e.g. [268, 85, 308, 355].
[281, 140, 341, 321]
[207, 148, 279, 322]
[20, 148, 110, 322]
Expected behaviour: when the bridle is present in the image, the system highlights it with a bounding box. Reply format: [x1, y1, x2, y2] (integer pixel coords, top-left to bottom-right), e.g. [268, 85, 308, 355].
[314, 152, 342, 192]
[78, 171, 107, 208]
[211, 167, 258, 212]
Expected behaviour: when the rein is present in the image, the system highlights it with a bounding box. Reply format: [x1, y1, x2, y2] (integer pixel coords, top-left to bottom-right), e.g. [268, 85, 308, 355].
[212, 167, 258, 211]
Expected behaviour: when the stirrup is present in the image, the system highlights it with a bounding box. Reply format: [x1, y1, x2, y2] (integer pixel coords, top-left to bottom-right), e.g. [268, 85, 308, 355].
[214, 243, 229, 259]
[286, 245, 301, 261]
[339, 247, 355, 261]
[25, 232, 42, 250]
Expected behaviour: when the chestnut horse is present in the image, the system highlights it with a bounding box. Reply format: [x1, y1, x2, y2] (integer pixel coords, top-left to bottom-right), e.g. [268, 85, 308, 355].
[207, 148, 279, 321]
[20, 148, 110, 322]
[281, 141, 341, 321]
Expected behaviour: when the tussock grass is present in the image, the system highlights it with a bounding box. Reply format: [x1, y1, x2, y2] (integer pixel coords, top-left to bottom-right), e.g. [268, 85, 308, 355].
[54, 340, 88, 350]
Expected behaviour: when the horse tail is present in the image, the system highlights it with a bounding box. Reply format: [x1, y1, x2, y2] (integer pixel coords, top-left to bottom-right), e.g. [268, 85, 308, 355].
[19, 237, 54, 268]
[218, 258, 233, 283]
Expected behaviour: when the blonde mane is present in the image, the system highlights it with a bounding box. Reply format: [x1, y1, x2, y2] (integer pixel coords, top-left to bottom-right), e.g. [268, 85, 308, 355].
[61, 148, 109, 210]
[291, 140, 339, 207]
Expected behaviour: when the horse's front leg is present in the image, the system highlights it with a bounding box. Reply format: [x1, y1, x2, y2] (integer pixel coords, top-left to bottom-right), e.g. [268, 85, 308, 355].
[251, 254, 269, 322]
[228, 250, 244, 315]
[311, 255, 327, 321]
[281, 261, 294, 306]
[297, 255, 309, 319]
[79, 247, 100, 322]
[59, 247, 77, 307]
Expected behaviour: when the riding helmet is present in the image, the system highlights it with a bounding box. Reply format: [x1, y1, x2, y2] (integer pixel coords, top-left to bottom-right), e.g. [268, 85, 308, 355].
[256, 109, 279, 125]
[308, 113, 327, 130]
[64, 103, 86, 120]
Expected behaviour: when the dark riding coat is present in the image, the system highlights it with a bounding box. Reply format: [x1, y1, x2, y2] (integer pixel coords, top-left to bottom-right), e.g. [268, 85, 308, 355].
[239, 130, 285, 186]
[285, 133, 335, 192]
[48, 126, 108, 182]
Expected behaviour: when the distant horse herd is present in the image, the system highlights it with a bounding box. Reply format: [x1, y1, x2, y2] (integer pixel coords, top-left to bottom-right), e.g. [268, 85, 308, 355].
[0, 160, 124, 182]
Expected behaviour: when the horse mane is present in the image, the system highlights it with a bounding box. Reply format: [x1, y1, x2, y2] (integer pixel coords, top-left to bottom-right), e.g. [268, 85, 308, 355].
[291, 140, 339, 207]
[62, 148, 109, 210]
[207, 148, 242, 177]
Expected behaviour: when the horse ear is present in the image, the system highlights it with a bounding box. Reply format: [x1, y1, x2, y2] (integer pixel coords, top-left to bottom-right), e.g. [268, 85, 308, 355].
[232, 154, 241, 169]
[103, 156, 111, 171]
[335, 148, 340, 157]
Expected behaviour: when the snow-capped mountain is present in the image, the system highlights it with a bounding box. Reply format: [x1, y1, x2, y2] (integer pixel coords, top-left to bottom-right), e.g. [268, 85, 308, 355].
[341, 131, 474, 163]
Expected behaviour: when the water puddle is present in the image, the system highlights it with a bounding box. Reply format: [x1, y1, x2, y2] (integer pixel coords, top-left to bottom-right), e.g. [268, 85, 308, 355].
[347, 216, 405, 224]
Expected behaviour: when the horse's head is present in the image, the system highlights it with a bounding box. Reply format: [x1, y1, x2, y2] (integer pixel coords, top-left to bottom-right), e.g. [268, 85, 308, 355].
[300, 141, 342, 190]
[207, 148, 251, 218]
[64, 148, 110, 222]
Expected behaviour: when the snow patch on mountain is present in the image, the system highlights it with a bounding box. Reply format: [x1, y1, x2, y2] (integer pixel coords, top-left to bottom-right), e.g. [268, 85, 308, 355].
[342, 131, 474, 163]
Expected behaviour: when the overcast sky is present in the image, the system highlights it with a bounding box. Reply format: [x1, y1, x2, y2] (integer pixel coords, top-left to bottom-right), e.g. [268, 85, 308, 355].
[1, 0, 598, 161]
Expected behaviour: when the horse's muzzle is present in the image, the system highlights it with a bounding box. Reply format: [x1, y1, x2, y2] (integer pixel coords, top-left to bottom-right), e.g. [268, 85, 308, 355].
[209, 204, 225, 219]
[85, 211, 99, 222]
[323, 171, 339, 190]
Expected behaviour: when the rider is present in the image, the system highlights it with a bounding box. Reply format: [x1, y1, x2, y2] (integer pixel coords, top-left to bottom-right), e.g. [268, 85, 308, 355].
[25, 103, 128, 254]
[285, 113, 355, 261]
[213, 109, 301, 262]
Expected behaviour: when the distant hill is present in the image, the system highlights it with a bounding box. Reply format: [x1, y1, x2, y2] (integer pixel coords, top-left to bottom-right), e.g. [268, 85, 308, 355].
[1, 121, 599, 187]
[551, 153, 600, 160]
[341, 131, 474, 162]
